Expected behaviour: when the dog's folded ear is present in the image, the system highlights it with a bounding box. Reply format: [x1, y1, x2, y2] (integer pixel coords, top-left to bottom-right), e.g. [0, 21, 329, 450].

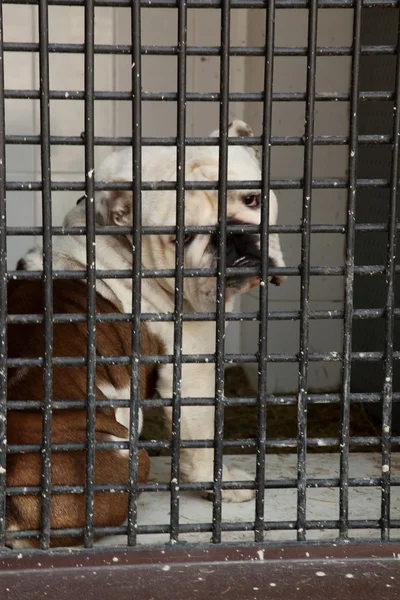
[107, 191, 132, 226]
[103, 179, 133, 226]
[209, 119, 260, 163]
[63, 179, 133, 228]
[209, 119, 255, 139]
[227, 120, 255, 139]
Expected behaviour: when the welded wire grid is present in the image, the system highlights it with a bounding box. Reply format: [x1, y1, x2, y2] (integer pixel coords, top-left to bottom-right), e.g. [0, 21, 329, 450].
[1, 0, 400, 550]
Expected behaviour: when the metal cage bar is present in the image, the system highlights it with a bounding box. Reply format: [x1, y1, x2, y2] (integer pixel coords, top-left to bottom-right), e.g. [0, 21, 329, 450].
[6, 390, 400, 411]
[3, 41, 400, 57]
[126, 0, 143, 549]
[8, 434, 400, 456]
[7, 263, 399, 280]
[1, 220, 397, 237]
[296, 0, 318, 543]
[83, 0, 97, 549]
[4, 349, 400, 368]
[5, 469, 400, 492]
[169, 0, 188, 544]
[38, 0, 53, 550]
[254, 0, 275, 544]
[6, 518, 400, 543]
[6, 309, 400, 325]
[3, 223, 400, 237]
[212, 0, 231, 544]
[0, 0, 7, 549]
[2, 89, 399, 102]
[2, 0, 400, 7]
[4, 307, 400, 325]
[4, 176, 400, 192]
[3, 133, 400, 146]
[339, 0, 362, 541]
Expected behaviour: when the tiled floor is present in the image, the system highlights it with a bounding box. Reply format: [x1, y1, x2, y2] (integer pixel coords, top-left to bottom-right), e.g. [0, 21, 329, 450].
[96, 453, 400, 548]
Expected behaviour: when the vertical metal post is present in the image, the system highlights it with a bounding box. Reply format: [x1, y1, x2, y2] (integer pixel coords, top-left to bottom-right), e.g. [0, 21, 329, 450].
[339, 0, 362, 541]
[170, 0, 187, 544]
[212, 0, 230, 545]
[297, 0, 318, 543]
[0, 0, 7, 549]
[255, 0, 275, 544]
[127, 0, 143, 547]
[38, 0, 53, 550]
[84, 0, 96, 549]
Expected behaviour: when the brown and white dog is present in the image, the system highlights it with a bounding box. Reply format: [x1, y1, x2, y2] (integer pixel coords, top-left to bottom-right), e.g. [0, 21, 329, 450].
[6, 272, 159, 548]
[15, 120, 285, 509]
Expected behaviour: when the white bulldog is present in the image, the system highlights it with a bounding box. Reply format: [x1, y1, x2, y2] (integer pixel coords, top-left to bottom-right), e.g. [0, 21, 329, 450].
[24, 120, 285, 503]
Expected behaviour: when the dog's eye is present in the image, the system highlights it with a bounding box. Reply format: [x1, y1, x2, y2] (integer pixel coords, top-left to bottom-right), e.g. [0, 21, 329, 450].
[243, 194, 260, 208]
[172, 234, 194, 245]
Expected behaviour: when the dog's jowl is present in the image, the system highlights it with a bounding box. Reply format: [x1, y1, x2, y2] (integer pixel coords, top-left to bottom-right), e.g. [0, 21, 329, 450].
[16, 120, 285, 509]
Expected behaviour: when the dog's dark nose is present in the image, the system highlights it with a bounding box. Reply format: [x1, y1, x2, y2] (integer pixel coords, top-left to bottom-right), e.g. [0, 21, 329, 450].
[225, 233, 282, 285]
[226, 233, 260, 268]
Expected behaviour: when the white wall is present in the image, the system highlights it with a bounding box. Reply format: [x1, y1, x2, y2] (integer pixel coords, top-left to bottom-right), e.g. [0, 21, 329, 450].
[4, 4, 117, 266]
[4, 6, 352, 392]
[4, 3, 38, 267]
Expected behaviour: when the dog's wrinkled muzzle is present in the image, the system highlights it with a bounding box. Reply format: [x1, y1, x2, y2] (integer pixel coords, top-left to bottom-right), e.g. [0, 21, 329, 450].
[226, 232, 283, 286]
[226, 232, 260, 269]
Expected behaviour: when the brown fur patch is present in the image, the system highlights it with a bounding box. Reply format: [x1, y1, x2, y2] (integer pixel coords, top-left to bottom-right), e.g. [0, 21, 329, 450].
[6, 277, 162, 547]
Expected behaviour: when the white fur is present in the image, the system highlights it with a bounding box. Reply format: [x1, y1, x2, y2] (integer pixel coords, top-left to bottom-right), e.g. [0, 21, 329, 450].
[107, 435, 129, 459]
[98, 382, 143, 435]
[21, 121, 285, 503]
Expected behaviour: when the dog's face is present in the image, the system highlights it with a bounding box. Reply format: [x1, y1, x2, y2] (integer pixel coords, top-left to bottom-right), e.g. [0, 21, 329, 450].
[91, 120, 285, 312]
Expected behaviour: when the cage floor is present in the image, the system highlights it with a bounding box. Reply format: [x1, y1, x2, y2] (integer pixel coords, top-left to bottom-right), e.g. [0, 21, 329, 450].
[95, 453, 400, 548]
[142, 367, 383, 456]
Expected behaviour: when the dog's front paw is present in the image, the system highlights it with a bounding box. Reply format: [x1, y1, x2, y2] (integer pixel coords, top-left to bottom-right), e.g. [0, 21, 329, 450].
[222, 467, 255, 503]
[201, 466, 255, 504]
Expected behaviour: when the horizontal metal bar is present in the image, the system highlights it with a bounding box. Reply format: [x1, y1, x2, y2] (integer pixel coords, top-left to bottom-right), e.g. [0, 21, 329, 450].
[4, 178, 394, 192]
[3, 42, 398, 57]
[2, 89, 397, 102]
[7, 518, 400, 543]
[4, 134, 393, 147]
[6, 349, 400, 368]
[5, 471, 400, 497]
[3, 0, 400, 9]
[6, 264, 400, 282]
[4, 518, 400, 542]
[6, 307, 400, 326]
[5, 392, 400, 411]
[6, 223, 400, 237]
[4, 434, 399, 455]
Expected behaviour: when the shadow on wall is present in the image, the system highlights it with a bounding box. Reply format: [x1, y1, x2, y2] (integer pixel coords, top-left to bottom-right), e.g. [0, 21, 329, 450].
[351, 8, 400, 433]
